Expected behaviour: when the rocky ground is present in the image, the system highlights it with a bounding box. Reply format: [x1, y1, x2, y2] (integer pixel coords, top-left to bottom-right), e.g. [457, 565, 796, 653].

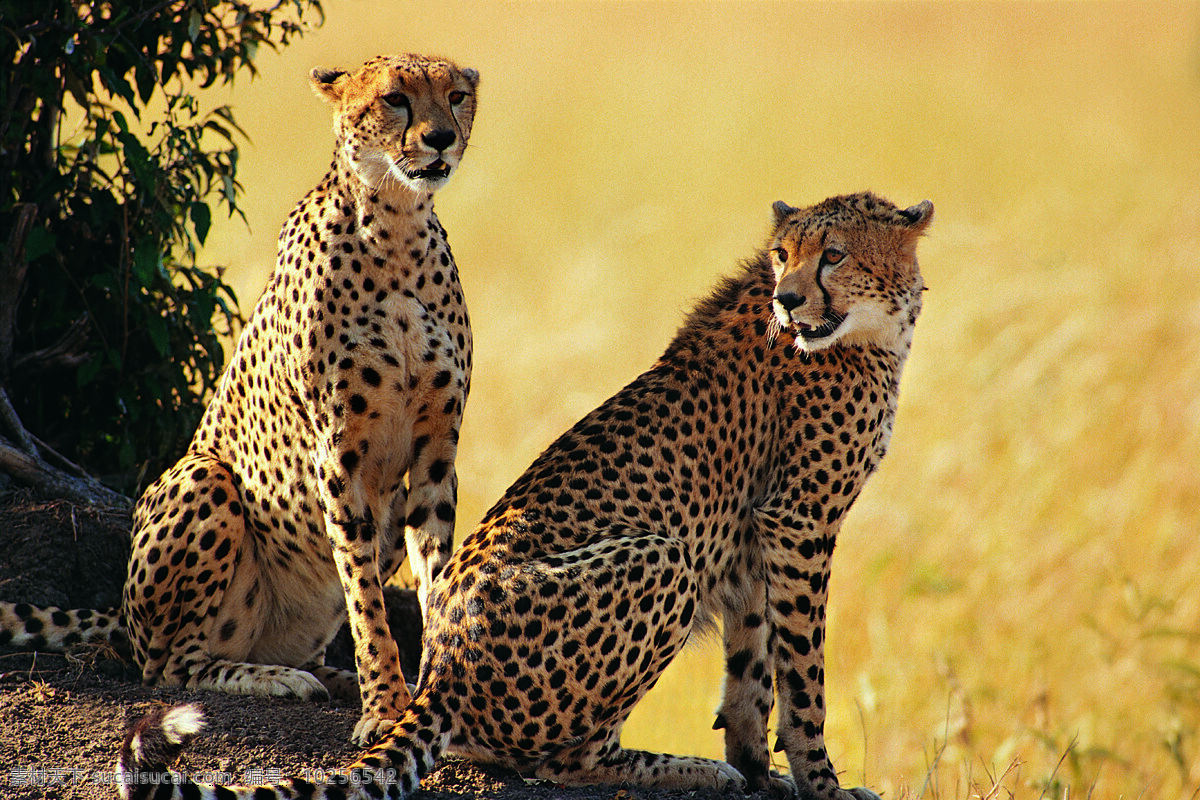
[0, 495, 736, 800]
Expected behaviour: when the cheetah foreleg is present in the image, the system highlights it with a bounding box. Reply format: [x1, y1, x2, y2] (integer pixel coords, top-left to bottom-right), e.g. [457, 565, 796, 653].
[401, 430, 459, 620]
[715, 552, 793, 798]
[761, 512, 878, 800]
[326, 518, 411, 745]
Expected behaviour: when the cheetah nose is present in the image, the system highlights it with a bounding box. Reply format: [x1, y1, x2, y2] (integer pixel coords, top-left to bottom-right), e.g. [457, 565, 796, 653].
[773, 292, 806, 312]
[422, 129, 457, 152]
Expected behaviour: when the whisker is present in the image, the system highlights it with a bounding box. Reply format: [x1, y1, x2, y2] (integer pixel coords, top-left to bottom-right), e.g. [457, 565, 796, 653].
[766, 315, 782, 350]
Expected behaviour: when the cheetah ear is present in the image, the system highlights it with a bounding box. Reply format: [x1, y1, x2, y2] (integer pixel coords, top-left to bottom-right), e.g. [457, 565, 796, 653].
[310, 67, 349, 103]
[461, 67, 480, 88]
[772, 201, 799, 227]
[898, 200, 934, 233]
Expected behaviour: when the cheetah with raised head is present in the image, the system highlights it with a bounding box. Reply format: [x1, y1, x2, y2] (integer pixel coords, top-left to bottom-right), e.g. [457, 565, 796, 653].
[0, 54, 478, 746]
[117, 192, 932, 800]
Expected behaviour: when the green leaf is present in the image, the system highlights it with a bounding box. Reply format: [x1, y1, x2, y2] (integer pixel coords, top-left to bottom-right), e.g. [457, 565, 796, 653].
[211, 105, 250, 140]
[91, 271, 118, 293]
[136, 64, 157, 104]
[146, 314, 170, 358]
[133, 239, 161, 287]
[24, 226, 55, 262]
[188, 10, 202, 42]
[143, 375, 163, 403]
[203, 119, 234, 143]
[221, 173, 237, 206]
[77, 357, 103, 388]
[96, 64, 136, 108]
[118, 436, 136, 469]
[116, 127, 155, 188]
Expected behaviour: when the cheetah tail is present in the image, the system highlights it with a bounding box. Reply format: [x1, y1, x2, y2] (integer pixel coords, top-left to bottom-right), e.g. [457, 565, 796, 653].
[350, 698, 453, 796]
[0, 601, 124, 650]
[114, 700, 449, 800]
[116, 704, 207, 800]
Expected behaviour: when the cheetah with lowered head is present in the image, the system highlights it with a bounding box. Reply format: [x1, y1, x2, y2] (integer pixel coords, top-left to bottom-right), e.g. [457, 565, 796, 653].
[0, 54, 478, 746]
[119, 191, 931, 800]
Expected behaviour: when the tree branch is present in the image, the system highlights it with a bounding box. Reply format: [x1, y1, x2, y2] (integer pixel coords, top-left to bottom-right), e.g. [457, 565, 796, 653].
[12, 314, 92, 375]
[0, 385, 35, 454]
[0, 433, 130, 510]
[0, 384, 130, 511]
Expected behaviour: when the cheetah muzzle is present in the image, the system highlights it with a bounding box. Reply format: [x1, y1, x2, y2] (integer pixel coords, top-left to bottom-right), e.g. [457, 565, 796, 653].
[407, 158, 451, 181]
[115, 191, 932, 800]
[796, 309, 847, 341]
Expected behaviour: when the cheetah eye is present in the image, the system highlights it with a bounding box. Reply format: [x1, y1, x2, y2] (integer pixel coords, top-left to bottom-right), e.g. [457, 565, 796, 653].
[382, 92, 409, 109]
[772, 247, 788, 264]
[448, 90, 468, 106]
[820, 247, 847, 267]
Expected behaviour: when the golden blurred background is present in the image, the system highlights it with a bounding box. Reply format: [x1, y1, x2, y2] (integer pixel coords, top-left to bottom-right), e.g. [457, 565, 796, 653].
[199, 3, 1200, 797]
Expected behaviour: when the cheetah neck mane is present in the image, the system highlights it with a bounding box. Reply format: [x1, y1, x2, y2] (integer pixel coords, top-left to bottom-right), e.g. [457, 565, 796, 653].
[659, 255, 784, 363]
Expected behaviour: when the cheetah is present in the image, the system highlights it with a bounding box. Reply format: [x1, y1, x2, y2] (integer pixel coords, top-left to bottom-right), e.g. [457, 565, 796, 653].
[116, 191, 932, 800]
[0, 54, 479, 746]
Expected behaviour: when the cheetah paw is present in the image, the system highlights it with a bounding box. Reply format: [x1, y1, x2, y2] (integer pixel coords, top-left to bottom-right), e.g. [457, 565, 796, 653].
[308, 666, 360, 702]
[351, 683, 415, 745]
[352, 712, 399, 747]
[762, 772, 796, 799]
[251, 666, 330, 701]
[713, 761, 748, 791]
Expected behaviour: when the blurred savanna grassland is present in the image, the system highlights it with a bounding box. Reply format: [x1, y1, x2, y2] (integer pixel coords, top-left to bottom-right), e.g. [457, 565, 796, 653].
[195, 2, 1200, 797]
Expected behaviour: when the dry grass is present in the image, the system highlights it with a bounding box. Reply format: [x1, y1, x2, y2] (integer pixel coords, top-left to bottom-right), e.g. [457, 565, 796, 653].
[197, 3, 1200, 797]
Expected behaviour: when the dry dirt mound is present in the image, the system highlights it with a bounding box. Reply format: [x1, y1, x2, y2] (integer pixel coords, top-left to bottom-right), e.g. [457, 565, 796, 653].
[0, 496, 737, 800]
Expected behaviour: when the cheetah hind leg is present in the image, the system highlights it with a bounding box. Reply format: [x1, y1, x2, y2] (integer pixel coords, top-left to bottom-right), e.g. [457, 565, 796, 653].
[177, 555, 330, 701]
[534, 730, 745, 793]
[129, 455, 328, 702]
[183, 658, 330, 700]
[306, 666, 416, 703]
[304, 667, 357, 701]
[303, 647, 361, 702]
[519, 532, 743, 794]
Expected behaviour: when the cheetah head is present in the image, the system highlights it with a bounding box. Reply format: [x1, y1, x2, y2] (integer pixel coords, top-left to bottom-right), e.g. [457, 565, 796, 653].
[768, 193, 933, 352]
[311, 54, 479, 196]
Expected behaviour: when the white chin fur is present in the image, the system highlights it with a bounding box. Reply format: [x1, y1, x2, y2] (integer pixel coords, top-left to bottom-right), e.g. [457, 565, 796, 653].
[411, 173, 452, 193]
[774, 311, 844, 352]
[346, 145, 455, 195]
[793, 331, 838, 352]
[388, 161, 453, 194]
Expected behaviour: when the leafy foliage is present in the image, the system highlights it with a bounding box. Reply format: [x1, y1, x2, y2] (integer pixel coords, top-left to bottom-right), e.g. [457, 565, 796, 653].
[0, 0, 323, 493]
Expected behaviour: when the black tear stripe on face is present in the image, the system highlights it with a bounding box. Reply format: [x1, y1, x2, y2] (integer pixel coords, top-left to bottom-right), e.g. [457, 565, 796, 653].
[392, 67, 414, 151]
[450, 94, 467, 147]
[444, 67, 472, 151]
[814, 252, 834, 312]
[400, 102, 413, 157]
